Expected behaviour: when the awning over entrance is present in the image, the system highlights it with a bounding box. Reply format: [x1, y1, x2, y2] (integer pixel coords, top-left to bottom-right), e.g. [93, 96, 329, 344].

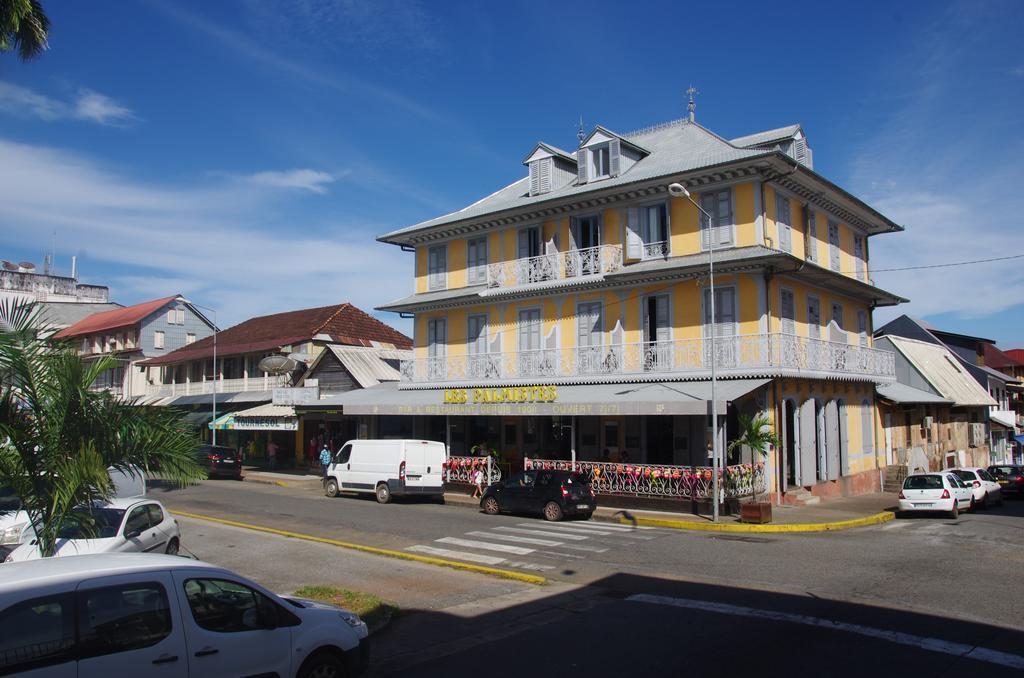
[303, 379, 771, 417]
[1014, 434, 1024, 446]
[208, 405, 298, 431]
[167, 392, 272, 407]
[179, 411, 214, 429]
[876, 383, 952, 405]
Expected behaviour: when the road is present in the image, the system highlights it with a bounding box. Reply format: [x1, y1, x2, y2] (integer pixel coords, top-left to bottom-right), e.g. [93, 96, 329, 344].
[153, 480, 1024, 676]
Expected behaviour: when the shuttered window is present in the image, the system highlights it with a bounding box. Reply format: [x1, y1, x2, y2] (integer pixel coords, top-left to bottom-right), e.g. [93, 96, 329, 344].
[853, 235, 865, 280]
[780, 289, 795, 335]
[775, 192, 792, 253]
[467, 315, 487, 355]
[699, 189, 734, 249]
[577, 302, 603, 348]
[807, 297, 821, 340]
[467, 237, 488, 285]
[529, 158, 553, 196]
[427, 318, 447, 357]
[518, 309, 542, 352]
[831, 302, 844, 330]
[427, 245, 447, 291]
[858, 310, 869, 346]
[591, 144, 611, 178]
[806, 209, 818, 262]
[154, 331, 165, 350]
[703, 287, 736, 337]
[828, 221, 840, 271]
[640, 202, 670, 257]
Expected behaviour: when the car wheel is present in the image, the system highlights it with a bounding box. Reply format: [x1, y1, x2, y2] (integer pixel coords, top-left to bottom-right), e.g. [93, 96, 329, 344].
[543, 501, 564, 522]
[375, 483, 392, 504]
[297, 649, 345, 678]
[950, 502, 959, 519]
[482, 496, 500, 515]
[324, 478, 340, 498]
[165, 538, 180, 556]
[982, 493, 989, 510]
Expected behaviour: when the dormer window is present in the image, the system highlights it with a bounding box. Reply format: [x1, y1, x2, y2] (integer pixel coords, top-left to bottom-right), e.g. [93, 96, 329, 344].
[590, 143, 611, 179]
[529, 157, 552, 195]
[524, 143, 576, 197]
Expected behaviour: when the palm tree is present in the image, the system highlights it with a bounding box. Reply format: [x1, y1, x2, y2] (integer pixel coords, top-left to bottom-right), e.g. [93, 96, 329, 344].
[727, 413, 780, 505]
[1, 0, 50, 61]
[0, 299, 204, 557]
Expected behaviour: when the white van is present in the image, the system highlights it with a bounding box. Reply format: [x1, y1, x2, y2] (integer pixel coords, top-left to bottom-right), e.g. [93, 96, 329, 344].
[324, 439, 447, 504]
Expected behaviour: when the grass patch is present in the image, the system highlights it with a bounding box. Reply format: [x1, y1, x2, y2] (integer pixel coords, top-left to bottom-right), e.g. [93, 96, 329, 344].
[291, 586, 397, 632]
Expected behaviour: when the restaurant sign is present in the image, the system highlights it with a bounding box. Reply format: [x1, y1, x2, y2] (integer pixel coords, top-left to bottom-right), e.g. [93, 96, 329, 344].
[444, 385, 557, 405]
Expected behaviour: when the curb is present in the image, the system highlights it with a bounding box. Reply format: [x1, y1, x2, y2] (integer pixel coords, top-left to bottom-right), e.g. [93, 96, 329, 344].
[171, 510, 547, 586]
[606, 510, 896, 533]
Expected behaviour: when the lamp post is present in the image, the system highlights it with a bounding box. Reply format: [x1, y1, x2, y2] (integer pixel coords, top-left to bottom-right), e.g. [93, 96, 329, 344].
[183, 300, 218, 445]
[669, 182, 721, 522]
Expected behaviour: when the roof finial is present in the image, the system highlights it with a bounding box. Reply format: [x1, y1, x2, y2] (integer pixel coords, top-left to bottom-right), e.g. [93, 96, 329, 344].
[577, 115, 586, 145]
[686, 85, 699, 122]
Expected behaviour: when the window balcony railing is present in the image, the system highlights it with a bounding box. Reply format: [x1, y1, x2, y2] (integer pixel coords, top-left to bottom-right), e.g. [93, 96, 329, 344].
[485, 245, 623, 289]
[144, 374, 292, 398]
[642, 241, 669, 259]
[400, 333, 896, 385]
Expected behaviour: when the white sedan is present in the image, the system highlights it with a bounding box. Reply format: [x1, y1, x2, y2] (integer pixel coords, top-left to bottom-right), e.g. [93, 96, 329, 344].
[950, 467, 1003, 509]
[4, 497, 181, 562]
[898, 472, 973, 519]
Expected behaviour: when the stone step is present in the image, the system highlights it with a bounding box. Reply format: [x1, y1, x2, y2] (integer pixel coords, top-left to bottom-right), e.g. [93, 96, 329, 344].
[783, 487, 821, 506]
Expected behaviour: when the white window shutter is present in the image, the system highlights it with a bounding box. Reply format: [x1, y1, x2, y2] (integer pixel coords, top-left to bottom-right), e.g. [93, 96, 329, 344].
[576, 148, 589, 184]
[529, 162, 539, 196]
[539, 158, 551, 193]
[609, 138, 621, 177]
[626, 207, 643, 259]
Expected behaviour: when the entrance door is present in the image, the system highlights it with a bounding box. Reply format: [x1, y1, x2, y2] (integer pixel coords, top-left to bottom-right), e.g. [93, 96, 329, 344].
[799, 399, 817, 486]
[646, 416, 673, 465]
[518, 226, 542, 283]
[784, 400, 798, 487]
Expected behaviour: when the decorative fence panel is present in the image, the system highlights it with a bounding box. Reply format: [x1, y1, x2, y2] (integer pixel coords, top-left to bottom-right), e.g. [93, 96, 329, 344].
[524, 458, 765, 500]
[443, 456, 504, 484]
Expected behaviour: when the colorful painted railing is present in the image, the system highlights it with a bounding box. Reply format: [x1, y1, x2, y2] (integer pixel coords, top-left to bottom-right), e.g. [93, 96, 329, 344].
[524, 457, 765, 500]
[442, 456, 503, 484]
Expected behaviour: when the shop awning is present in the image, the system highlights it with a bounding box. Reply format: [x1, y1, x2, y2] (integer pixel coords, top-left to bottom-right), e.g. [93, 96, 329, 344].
[179, 411, 215, 429]
[1014, 435, 1024, 446]
[167, 392, 272, 407]
[208, 413, 236, 430]
[876, 383, 953, 405]
[301, 379, 771, 417]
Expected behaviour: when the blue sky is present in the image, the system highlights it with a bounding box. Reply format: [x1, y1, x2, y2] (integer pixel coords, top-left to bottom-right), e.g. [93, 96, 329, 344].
[1, 0, 1022, 346]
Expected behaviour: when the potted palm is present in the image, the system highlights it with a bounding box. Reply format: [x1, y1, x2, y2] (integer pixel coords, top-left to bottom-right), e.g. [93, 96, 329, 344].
[728, 414, 779, 524]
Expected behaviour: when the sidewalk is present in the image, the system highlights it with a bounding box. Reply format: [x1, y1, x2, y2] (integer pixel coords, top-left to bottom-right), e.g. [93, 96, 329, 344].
[239, 467, 897, 533]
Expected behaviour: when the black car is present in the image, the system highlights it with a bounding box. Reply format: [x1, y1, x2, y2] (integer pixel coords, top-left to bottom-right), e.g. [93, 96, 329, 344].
[480, 469, 596, 521]
[988, 465, 1024, 497]
[198, 444, 243, 479]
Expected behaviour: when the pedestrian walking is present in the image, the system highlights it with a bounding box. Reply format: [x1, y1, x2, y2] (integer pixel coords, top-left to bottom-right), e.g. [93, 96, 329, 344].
[267, 439, 278, 470]
[319, 444, 332, 478]
[471, 467, 484, 498]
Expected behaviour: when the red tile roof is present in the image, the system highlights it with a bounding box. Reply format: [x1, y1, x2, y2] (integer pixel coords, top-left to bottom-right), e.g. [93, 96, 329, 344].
[1006, 349, 1024, 363]
[53, 296, 180, 339]
[984, 343, 1023, 369]
[144, 302, 411, 366]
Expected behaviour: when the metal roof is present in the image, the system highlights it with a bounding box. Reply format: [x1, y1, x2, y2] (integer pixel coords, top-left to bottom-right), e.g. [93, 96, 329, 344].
[884, 336, 995, 407]
[233, 403, 296, 418]
[300, 378, 770, 416]
[37, 301, 124, 329]
[53, 296, 181, 339]
[876, 383, 953, 405]
[730, 124, 802, 148]
[326, 345, 405, 389]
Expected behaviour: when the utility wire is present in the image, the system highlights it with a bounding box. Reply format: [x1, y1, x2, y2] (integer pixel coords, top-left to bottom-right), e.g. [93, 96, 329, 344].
[863, 253, 1024, 274]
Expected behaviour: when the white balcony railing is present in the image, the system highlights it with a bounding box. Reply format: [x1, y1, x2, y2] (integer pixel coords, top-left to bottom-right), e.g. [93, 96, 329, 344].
[144, 374, 291, 398]
[642, 241, 670, 259]
[486, 245, 623, 289]
[400, 333, 896, 385]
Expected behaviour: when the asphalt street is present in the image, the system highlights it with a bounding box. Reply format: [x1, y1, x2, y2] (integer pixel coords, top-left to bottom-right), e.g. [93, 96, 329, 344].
[154, 479, 1024, 676]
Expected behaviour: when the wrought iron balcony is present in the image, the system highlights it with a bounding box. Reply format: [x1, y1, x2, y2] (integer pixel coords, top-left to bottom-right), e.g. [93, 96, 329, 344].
[400, 333, 896, 386]
[485, 244, 623, 290]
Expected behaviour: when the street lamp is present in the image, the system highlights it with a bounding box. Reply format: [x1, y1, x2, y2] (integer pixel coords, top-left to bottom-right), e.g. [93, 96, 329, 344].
[183, 300, 218, 446]
[668, 182, 722, 522]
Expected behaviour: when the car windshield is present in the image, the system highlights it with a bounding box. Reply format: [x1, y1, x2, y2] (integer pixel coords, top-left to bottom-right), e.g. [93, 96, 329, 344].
[904, 475, 943, 490]
[0, 486, 20, 513]
[990, 466, 1019, 477]
[58, 508, 126, 539]
[953, 470, 976, 481]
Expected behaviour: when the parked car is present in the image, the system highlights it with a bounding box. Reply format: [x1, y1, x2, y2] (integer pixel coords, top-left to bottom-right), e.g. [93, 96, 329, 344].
[198, 444, 243, 480]
[0, 466, 146, 553]
[0, 553, 368, 677]
[481, 469, 596, 521]
[324, 439, 446, 504]
[898, 472, 973, 518]
[4, 498, 181, 562]
[987, 465, 1024, 497]
[950, 467, 1003, 509]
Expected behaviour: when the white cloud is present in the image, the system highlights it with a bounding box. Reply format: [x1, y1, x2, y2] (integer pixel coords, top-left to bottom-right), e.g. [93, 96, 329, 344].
[0, 138, 414, 333]
[242, 169, 337, 194]
[0, 82, 135, 126]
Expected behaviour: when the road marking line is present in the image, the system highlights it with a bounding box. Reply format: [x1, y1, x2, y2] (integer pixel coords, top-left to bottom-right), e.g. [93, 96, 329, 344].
[494, 526, 591, 541]
[563, 521, 654, 532]
[406, 545, 506, 565]
[628, 594, 1024, 670]
[520, 523, 657, 540]
[169, 510, 546, 585]
[516, 522, 613, 536]
[466, 532, 609, 553]
[502, 561, 555, 572]
[465, 531, 562, 546]
[537, 550, 585, 560]
[436, 537, 534, 555]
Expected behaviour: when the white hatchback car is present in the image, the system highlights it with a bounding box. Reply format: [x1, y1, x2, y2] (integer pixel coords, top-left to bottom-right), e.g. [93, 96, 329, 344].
[950, 467, 1003, 510]
[898, 472, 973, 518]
[0, 553, 368, 677]
[4, 498, 181, 563]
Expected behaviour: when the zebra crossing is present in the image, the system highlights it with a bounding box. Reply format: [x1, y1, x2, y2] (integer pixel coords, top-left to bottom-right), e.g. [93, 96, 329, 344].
[404, 519, 664, 573]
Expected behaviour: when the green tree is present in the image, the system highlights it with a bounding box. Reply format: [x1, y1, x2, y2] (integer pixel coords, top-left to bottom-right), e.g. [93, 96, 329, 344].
[1, 0, 50, 61]
[0, 299, 203, 557]
[727, 413, 780, 505]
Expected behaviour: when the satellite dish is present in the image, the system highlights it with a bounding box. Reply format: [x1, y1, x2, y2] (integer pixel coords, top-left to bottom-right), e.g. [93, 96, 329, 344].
[1, 261, 17, 271]
[259, 354, 297, 375]
[18, 261, 35, 273]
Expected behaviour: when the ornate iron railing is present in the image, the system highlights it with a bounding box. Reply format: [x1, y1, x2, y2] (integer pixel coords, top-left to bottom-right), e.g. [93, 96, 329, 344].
[485, 245, 623, 289]
[443, 456, 503, 484]
[400, 332, 896, 384]
[524, 458, 765, 500]
[642, 241, 669, 259]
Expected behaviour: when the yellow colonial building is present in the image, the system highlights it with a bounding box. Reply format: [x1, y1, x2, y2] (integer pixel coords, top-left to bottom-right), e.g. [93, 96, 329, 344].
[371, 116, 906, 503]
